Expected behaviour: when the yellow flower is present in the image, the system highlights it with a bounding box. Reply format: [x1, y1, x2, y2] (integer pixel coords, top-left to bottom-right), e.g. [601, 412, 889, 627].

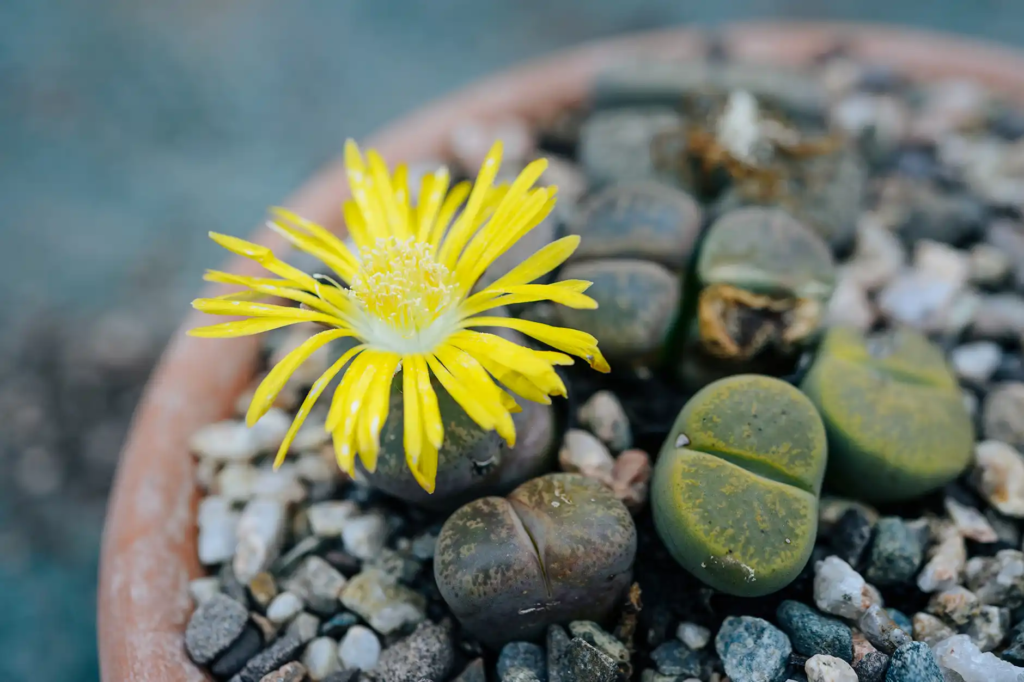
[189, 139, 609, 492]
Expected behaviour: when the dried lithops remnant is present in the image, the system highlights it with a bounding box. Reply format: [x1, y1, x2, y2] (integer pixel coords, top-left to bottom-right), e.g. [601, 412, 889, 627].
[434, 473, 636, 646]
[697, 284, 823, 362]
[800, 327, 974, 503]
[651, 375, 827, 597]
[361, 382, 558, 509]
[677, 207, 834, 387]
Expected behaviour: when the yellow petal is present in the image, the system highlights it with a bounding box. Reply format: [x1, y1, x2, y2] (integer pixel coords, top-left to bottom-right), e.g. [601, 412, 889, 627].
[331, 351, 379, 473]
[462, 316, 609, 373]
[267, 209, 358, 283]
[366, 150, 408, 238]
[409, 439, 438, 494]
[427, 180, 471, 250]
[272, 343, 365, 467]
[438, 141, 503, 268]
[409, 354, 443, 448]
[247, 328, 355, 426]
[492, 238, 587, 292]
[188, 317, 303, 338]
[402, 357, 424, 466]
[342, 199, 372, 250]
[356, 352, 400, 473]
[208, 232, 320, 291]
[447, 329, 568, 398]
[191, 298, 340, 326]
[433, 345, 516, 446]
[326, 349, 374, 432]
[198, 272, 351, 321]
[345, 140, 390, 242]
[460, 281, 597, 318]
[425, 353, 495, 431]
[414, 169, 449, 243]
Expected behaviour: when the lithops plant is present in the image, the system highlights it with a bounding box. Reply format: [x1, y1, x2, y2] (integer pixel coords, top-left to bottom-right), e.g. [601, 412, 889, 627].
[651, 374, 827, 597]
[676, 206, 835, 389]
[434, 473, 636, 645]
[360, 381, 559, 509]
[553, 182, 702, 362]
[800, 326, 974, 502]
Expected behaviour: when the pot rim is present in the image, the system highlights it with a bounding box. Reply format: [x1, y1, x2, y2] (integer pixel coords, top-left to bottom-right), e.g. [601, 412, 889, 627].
[98, 21, 1024, 681]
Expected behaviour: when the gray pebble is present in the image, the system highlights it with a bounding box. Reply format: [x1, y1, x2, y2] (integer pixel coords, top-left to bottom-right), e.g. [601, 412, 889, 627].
[965, 605, 1008, 651]
[971, 295, 1024, 341]
[715, 616, 792, 682]
[229, 633, 306, 682]
[285, 556, 347, 617]
[884, 642, 943, 682]
[927, 586, 981, 626]
[649, 640, 703, 677]
[503, 668, 542, 682]
[341, 513, 388, 560]
[568, 621, 629, 667]
[565, 638, 619, 682]
[547, 625, 571, 682]
[211, 624, 264, 678]
[185, 592, 251, 665]
[858, 604, 911, 655]
[855, 651, 890, 682]
[340, 569, 426, 635]
[578, 108, 683, 187]
[452, 658, 487, 682]
[374, 621, 454, 682]
[498, 642, 547, 682]
[285, 612, 321, 643]
[776, 600, 853, 661]
[966, 550, 1024, 607]
[189, 576, 223, 606]
[865, 517, 925, 586]
[913, 612, 956, 647]
[983, 384, 1024, 450]
[578, 391, 633, 453]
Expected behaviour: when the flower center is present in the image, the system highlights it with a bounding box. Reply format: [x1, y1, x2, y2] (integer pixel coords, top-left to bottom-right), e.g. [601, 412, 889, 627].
[348, 237, 458, 354]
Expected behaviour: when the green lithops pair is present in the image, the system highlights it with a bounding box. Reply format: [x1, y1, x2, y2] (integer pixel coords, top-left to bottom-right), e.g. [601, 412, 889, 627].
[676, 206, 836, 390]
[652, 374, 827, 597]
[800, 326, 974, 503]
[434, 473, 637, 645]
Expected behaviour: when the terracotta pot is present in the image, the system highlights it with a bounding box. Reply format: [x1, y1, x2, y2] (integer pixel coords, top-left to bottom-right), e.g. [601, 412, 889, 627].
[98, 21, 1024, 681]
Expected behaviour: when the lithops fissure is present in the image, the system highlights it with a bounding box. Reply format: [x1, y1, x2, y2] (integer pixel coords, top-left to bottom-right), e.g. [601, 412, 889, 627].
[801, 326, 974, 502]
[434, 473, 637, 645]
[652, 375, 827, 596]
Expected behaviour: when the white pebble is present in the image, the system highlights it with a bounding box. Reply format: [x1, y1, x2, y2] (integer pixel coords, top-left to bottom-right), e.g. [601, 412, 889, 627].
[302, 637, 341, 680]
[190, 409, 291, 462]
[188, 577, 221, 606]
[932, 634, 1024, 682]
[251, 463, 307, 504]
[215, 463, 258, 502]
[814, 556, 878, 620]
[945, 498, 999, 543]
[578, 391, 632, 452]
[971, 441, 1024, 517]
[308, 501, 359, 538]
[558, 429, 615, 485]
[951, 342, 1002, 385]
[266, 591, 304, 625]
[233, 498, 287, 582]
[805, 654, 857, 682]
[197, 496, 239, 566]
[918, 524, 967, 593]
[338, 625, 381, 671]
[342, 513, 388, 560]
[676, 622, 710, 650]
[296, 452, 336, 483]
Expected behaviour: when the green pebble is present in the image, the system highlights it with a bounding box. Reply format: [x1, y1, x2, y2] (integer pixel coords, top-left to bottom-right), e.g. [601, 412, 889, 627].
[557, 259, 680, 361]
[567, 182, 702, 271]
[651, 375, 827, 597]
[800, 327, 974, 503]
[776, 600, 853, 661]
[434, 473, 636, 646]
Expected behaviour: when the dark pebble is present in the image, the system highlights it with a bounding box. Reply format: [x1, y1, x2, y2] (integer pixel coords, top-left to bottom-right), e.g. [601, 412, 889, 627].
[865, 517, 925, 586]
[210, 623, 263, 678]
[319, 612, 360, 639]
[375, 621, 455, 682]
[832, 507, 875, 566]
[884, 642, 942, 682]
[452, 658, 487, 682]
[321, 671, 360, 682]
[566, 638, 618, 682]
[990, 107, 1024, 141]
[185, 593, 251, 665]
[776, 600, 853, 661]
[229, 634, 305, 682]
[855, 651, 890, 682]
[547, 625, 571, 682]
[1002, 621, 1024, 665]
[650, 640, 703, 677]
[323, 550, 363, 577]
[993, 354, 1024, 384]
[859, 65, 905, 92]
[220, 564, 250, 605]
[498, 642, 547, 682]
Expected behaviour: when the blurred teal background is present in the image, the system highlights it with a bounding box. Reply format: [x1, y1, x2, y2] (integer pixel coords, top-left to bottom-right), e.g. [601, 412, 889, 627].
[4, 1, 1024, 679]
